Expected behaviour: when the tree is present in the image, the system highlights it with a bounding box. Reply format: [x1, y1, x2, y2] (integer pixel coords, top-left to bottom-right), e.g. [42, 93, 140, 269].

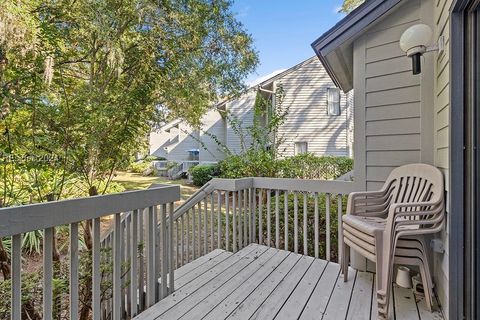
[1, 1, 258, 318]
[1, 0, 258, 199]
[339, 0, 365, 13]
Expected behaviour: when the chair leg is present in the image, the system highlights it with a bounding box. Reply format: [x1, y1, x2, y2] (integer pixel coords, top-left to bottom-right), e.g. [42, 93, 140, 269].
[418, 260, 433, 312]
[342, 241, 350, 282]
[376, 237, 395, 319]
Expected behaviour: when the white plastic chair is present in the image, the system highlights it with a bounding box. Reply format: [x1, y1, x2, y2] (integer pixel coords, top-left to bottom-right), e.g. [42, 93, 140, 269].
[341, 163, 445, 319]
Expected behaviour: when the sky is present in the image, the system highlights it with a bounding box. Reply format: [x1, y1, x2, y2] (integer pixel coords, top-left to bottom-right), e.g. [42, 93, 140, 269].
[231, 0, 347, 85]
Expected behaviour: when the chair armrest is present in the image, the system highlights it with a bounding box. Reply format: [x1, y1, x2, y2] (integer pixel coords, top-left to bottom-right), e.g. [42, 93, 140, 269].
[384, 200, 445, 237]
[347, 190, 390, 216]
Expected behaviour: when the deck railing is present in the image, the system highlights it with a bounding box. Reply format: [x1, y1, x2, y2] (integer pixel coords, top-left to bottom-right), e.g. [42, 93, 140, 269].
[0, 186, 180, 320]
[2, 177, 359, 320]
[171, 178, 359, 269]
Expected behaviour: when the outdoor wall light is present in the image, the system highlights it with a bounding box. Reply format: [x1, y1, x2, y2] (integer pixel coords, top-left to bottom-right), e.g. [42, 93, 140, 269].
[399, 24, 444, 75]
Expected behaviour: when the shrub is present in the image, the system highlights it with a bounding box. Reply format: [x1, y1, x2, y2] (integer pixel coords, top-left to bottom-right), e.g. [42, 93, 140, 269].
[278, 153, 353, 180]
[144, 155, 166, 161]
[219, 152, 353, 181]
[128, 161, 153, 175]
[190, 164, 219, 186]
[218, 149, 280, 179]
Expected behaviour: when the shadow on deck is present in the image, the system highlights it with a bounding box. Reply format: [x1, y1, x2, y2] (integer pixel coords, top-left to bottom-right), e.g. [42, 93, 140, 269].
[134, 244, 443, 320]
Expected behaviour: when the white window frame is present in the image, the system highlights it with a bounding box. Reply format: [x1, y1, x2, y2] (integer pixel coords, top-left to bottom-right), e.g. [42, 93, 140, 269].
[327, 87, 341, 116]
[294, 141, 308, 155]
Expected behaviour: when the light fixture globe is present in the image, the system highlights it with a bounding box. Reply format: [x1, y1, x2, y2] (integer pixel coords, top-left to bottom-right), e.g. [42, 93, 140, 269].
[399, 24, 433, 55]
[399, 24, 433, 75]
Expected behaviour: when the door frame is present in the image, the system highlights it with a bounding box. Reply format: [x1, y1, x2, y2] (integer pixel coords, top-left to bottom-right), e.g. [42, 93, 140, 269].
[450, 0, 480, 319]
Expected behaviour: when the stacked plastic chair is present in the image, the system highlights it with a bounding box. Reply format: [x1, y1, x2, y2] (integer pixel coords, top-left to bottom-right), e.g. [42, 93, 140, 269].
[340, 163, 445, 319]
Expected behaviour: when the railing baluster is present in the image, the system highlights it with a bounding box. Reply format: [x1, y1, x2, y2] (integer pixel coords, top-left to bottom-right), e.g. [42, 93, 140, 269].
[217, 191, 222, 249]
[169, 203, 175, 294]
[181, 214, 185, 266]
[125, 216, 132, 317]
[11, 234, 22, 320]
[93, 220, 101, 319]
[130, 210, 139, 317]
[160, 204, 168, 299]
[43, 227, 54, 320]
[197, 202, 202, 257]
[294, 192, 298, 253]
[146, 206, 156, 307]
[275, 190, 280, 249]
[193, 206, 197, 260]
[138, 209, 145, 311]
[284, 191, 289, 251]
[303, 193, 308, 256]
[337, 194, 343, 266]
[113, 213, 122, 320]
[210, 193, 215, 251]
[225, 191, 230, 251]
[243, 189, 248, 247]
[258, 189, 263, 245]
[248, 188, 252, 243]
[187, 210, 191, 263]
[326, 193, 331, 261]
[267, 190, 271, 247]
[238, 190, 243, 249]
[120, 218, 126, 316]
[70, 222, 79, 320]
[204, 199, 207, 255]
[233, 191, 237, 252]
[253, 188, 257, 243]
[314, 193, 319, 259]
[176, 218, 179, 269]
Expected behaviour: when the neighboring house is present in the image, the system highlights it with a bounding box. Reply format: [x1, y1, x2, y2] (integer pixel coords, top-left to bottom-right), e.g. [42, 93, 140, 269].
[149, 57, 354, 162]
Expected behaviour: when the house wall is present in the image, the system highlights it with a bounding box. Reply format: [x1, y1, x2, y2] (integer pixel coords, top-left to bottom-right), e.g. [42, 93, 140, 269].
[149, 129, 171, 159]
[225, 90, 257, 155]
[276, 58, 350, 157]
[352, 0, 450, 313]
[199, 109, 226, 162]
[163, 123, 200, 161]
[433, 0, 452, 314]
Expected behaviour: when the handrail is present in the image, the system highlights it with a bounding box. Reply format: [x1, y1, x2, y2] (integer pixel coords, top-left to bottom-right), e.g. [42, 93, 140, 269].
[172, 181, 215, 220]
[0, 186, 180, 237]
[4, 186, 181, 320]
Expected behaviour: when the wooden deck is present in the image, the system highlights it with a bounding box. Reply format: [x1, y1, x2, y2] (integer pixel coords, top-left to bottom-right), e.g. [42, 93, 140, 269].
[135, 244, 444, 320]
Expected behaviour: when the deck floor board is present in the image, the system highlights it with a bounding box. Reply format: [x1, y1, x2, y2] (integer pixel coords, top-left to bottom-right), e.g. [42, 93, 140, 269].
[134, 244, 444, 320]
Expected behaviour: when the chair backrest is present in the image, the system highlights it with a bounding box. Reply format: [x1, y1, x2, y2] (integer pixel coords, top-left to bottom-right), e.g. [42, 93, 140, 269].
[382, 163, 444, 206]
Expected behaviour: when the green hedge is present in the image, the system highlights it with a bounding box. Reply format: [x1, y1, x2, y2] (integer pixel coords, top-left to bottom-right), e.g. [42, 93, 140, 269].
[278, 154, 353, 180]
[219, 152, 353, 181]
[190, 164, 219, 186]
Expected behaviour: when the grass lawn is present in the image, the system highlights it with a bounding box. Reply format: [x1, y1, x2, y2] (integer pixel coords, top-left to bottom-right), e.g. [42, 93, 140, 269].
[113, 171, 199, 203]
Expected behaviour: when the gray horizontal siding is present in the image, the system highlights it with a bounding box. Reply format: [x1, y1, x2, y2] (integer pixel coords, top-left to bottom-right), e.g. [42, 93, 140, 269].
[359, 0, 423, 193]
[277, 58, 349, 158]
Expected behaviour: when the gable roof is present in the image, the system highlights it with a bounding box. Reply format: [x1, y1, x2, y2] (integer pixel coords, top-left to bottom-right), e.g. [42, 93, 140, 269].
[311, 0, 403, 92]
[216, 56, 319, 107]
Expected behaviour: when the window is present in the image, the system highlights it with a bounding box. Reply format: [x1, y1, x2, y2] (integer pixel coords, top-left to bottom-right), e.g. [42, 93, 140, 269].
[327, 88, 341, 116]
[294, 142, 308, 155]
